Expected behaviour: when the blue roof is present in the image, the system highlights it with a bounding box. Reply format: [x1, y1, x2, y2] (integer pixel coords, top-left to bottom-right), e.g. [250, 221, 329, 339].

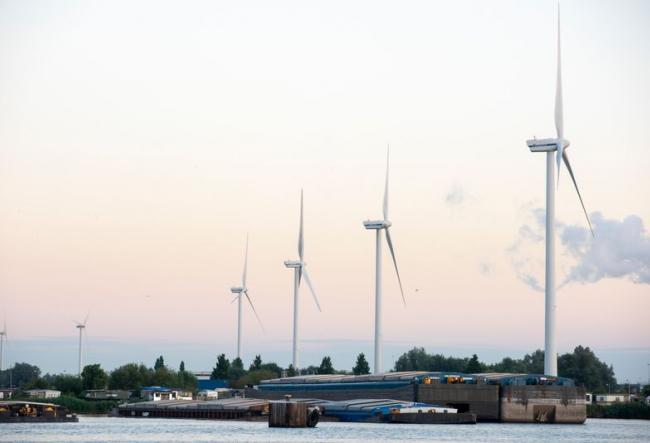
[141, 386, 171, 392]
[198, 379, 228, 390]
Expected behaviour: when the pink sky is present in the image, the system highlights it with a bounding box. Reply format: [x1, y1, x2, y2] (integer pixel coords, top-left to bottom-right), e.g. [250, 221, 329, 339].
[0, 0, 648, 379]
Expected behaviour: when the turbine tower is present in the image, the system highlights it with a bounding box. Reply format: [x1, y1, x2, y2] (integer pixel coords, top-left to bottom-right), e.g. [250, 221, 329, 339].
[0, 321, 6, 372]
[284, 190, 322, 371]
[74, 315, 88, 376]
[363, 147, 406, 374]
[230, 235, 263, 360]
[526, 5, 593, 377]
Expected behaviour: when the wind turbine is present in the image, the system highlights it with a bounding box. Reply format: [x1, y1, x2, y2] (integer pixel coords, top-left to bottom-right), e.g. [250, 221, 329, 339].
[0, 320, 6, 372]
[230, 235, 263, 360]
[363, 147, 406, 374]
[284, 190, 322, 371]
[526, 5, 593, 377]
[74, 314, 89, 376]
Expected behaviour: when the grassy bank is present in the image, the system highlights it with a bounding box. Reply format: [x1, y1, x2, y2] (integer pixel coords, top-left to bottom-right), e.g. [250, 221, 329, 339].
[588, 403, 650, 420]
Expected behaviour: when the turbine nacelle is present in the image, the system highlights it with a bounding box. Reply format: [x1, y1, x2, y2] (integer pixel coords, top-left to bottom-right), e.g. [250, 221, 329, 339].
[526, 137, 570, 153]
[284, 260, 302, 269]
[363, 219, 392, 230]
[230, 286, 245, 294]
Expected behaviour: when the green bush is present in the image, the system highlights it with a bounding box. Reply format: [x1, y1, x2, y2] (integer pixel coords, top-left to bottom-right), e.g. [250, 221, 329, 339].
[588, 402, 650, 420]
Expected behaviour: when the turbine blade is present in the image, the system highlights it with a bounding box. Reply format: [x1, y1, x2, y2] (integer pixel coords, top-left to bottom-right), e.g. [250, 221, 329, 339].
[83, 311, 90, 326]
[554, 4, 564, 185]
[243, 290, 264, 331]
[230, 294, 239, 304]
[562, 151, 594, 237]
[302, 267, 322, 312]
[242, 234, 249, 287]
[298, 189, 304, 262]
[384, 228, 406, 306]
[383, 146, 389, 220]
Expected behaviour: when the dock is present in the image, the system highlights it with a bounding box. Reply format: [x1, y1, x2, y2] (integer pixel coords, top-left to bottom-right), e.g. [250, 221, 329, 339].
[245, 371, 587, 424]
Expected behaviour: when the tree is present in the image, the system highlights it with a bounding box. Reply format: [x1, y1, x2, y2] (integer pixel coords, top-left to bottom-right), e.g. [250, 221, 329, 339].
[211, 354, 230, 380]
[231, 369, 277, 389]
[228, 357, 246, 382]
[465, 354, 483, 373]
[179, 361, 185, 372]
[154, 355, 165, 370]
[394, 348, 469, 372]
[641, 385, 650, 398]
[250, 355, 262, 371]
[286, 364, 296, 377]
[150, 366, 176, 387]
[52, 374, 83, 396]
[490, 357, 528, 373]
[260, 362, 282, 378]
[5, 362, 41, 388]
[81, 364, 108, 391]
[522, 350, 545, 374]
[318, 356, 334, 375]
[353, 353, 370, 375]
[558, 346, 616, 392]
[175, 369, 198, 391]
[108, 363, 151, 390]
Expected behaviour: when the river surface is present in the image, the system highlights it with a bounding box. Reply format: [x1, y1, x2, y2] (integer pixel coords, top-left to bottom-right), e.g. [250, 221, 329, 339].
[0, 416, 648, 442]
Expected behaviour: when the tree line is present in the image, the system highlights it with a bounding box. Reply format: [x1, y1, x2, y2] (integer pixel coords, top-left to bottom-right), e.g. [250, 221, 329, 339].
[0, 355, 197, 395]
[394, 345, 617, 392]
[208, 353, 372, 388]
[0, 345, 622, 394]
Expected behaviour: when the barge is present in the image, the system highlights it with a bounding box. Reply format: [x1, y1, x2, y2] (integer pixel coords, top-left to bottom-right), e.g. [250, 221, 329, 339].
[245, 371, 587, 423]
[0, 401, 78, 423]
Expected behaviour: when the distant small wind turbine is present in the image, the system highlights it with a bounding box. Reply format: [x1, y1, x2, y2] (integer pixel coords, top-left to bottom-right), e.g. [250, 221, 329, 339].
[363, 147, 406, 374]
[525, 5, 593, 377]
[74, 314, 89, 376]
[0, 320, 7, 371]
[230, 235, 263, 360]
[284, 190, 322, 371]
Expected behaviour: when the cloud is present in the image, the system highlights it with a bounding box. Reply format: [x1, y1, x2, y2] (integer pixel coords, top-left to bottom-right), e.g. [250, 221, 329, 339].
[509, 208, 650, 291]
[445, 184, 466, 207]
[507, 207, 546, 292]
[560, 212, 650, 286]
[479, 262, 492, 275]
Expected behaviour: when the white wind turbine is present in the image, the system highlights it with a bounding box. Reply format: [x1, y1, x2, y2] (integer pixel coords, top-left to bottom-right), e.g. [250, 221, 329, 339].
[74, 314, 89, 375]
[284, 190, 322, 371]
[363, 148, 406, 374]
[230, 235, 263, 360]
[526, 5, 593, 377]
[0, 320, 7, 372]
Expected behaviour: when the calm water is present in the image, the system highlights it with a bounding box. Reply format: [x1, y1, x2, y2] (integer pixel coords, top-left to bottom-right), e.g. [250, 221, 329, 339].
[1, 417, 648, 443]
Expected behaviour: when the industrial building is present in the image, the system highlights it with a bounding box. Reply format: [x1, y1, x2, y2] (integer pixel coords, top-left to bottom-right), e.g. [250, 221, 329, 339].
[245, 371, 587, 424]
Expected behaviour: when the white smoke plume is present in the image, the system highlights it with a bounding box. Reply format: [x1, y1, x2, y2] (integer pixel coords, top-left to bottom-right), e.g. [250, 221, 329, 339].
[509, 209, 650, 290]
[560, 212, 650, 286]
